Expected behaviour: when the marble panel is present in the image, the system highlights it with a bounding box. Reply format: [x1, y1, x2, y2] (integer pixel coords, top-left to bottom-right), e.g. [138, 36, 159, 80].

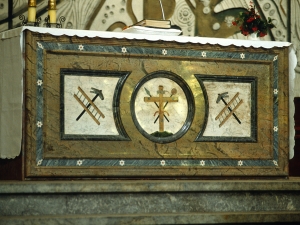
[135, 78, 187, 135]
[202, 81, 251, 137]
[23, 31, 290, 178]
[64, 75, 119, 135]
[60, 69, 130, 141]
[195, 75, 257, 142]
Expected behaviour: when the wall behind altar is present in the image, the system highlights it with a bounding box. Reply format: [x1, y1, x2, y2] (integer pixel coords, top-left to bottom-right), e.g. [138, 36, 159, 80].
[0, 0, 299, 96]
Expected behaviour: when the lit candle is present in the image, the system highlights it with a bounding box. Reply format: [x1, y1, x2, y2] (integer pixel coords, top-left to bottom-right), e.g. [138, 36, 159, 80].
[27, 0, 36, 23]
[48, 0, 56, 24]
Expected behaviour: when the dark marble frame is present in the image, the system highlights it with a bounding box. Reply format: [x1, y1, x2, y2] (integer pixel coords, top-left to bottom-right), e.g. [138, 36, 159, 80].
[60, 68, 131, 141]
[194, 75, 257, 142]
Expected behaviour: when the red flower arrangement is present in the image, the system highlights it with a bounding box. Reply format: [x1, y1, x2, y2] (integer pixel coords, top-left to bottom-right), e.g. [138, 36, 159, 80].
[232, 1, 275, 37]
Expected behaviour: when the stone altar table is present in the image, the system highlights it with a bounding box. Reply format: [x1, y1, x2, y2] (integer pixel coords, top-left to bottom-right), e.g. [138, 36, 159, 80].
[0, 26, 296, 178]
[1, 26, 299, 225]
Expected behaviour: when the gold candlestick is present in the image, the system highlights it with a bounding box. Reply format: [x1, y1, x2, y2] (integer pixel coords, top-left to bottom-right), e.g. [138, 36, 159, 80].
[28, 0, 36, 22]
[48, 0, 56, 24]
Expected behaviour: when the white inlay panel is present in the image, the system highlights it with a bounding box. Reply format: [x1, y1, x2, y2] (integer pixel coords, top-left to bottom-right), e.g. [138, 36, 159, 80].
[64, 75, 119, 135]
[202, 81, 251, 137]
[134, 78, 188, 134]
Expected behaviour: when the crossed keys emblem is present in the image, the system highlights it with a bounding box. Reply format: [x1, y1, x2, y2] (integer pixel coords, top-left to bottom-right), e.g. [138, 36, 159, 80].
[215, 92, 243, 127]
[73, 86, 105, 125]
[144, 86, 178, 132]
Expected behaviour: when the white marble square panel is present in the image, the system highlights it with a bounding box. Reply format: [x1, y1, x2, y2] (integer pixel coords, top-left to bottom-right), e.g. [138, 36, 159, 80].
[64, 75, 119, 135]
[202, 81, 251, 137]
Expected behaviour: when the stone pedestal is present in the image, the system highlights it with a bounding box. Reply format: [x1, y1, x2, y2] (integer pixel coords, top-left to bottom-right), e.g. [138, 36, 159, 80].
[1, 180, 300, 224]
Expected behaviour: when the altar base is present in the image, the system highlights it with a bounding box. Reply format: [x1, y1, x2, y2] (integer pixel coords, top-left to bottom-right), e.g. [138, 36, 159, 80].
[1, 180, 300, 224]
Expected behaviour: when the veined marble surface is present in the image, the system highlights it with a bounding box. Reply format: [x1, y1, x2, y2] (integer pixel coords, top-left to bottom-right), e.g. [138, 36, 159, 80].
[64, 75, 119, 135]
[1, 180, 300, 224]
[202, 81, 251, 137]
[135, 78, 188, 134]
[1, 179, 300, 193]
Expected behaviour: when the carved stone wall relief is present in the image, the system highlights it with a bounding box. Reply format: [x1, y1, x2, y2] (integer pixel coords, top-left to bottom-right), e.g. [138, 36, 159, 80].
[0, 0, 289, 38]
[89, 0, 137, 31]
[213, 0, 287, 41]
[291, 0, 300, 97]
[0, 0, 298, 96]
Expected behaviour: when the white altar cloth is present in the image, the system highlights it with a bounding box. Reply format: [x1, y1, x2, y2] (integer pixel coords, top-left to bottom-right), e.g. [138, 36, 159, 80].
[0, 26, 296, 159]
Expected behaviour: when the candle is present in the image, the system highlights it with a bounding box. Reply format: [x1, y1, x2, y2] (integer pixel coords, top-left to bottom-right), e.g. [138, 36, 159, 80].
[27, 0, 36, 22]
[48, 0, 56, 24]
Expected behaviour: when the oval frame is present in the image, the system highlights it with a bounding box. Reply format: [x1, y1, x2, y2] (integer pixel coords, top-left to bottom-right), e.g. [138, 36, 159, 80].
[130, 70, 195, 144]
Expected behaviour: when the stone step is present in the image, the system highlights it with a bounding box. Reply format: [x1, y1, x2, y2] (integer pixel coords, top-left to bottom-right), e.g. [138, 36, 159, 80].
[1, 179, 300, 224]
[1, 212, 300, 225]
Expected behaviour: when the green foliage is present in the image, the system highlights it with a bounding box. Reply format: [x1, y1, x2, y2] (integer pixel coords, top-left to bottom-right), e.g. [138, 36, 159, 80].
[151, 131, 173, 137]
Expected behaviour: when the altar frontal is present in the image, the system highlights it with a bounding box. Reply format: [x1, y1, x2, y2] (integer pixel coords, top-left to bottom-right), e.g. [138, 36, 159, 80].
[24, 30, 290, 178]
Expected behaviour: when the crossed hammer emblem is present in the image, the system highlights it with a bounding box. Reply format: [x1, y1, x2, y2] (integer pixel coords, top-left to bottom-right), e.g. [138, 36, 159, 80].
[215, 92, 243, 127]
[73, 87, 105, 125]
